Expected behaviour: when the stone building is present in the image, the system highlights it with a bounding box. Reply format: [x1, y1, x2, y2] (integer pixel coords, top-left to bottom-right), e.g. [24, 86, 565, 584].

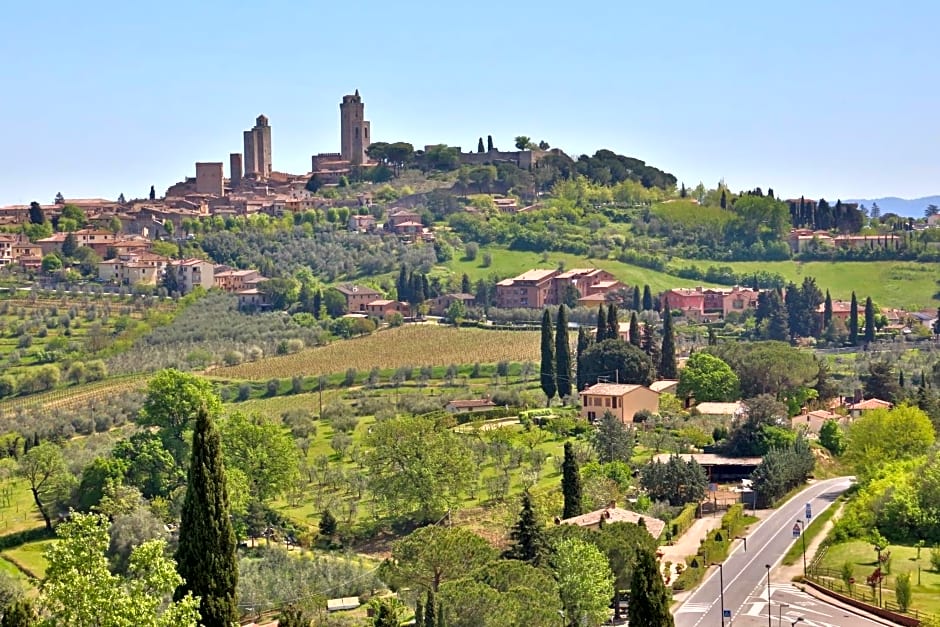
[195, 162, 223, 196]
[229, 153, 243, 187]
[340, 90, 371, 165]
[244, 114, 272, 178]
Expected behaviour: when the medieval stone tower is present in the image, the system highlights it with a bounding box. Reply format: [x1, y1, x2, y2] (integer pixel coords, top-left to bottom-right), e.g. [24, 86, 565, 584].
[340, 90, 370, 165]
[243, 114, 272, 178]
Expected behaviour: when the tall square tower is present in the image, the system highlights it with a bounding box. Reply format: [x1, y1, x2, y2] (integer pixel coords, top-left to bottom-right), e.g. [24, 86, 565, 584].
[340, 90, 371, 166]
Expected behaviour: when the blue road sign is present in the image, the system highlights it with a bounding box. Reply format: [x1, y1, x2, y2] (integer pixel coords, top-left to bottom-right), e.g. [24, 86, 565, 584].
[805, 502, 812, 519]
[723, 609, 732, 618]
[792, 523, 801, 538]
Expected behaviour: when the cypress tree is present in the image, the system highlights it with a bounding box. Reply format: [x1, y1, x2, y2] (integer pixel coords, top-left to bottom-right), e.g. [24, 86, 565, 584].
[149, 185, 156, 201]
[606, 303, 619, 340]
[719, 189, 727, 209]
[561, 441, 582, 519]
[864, 296, 876, 345]
[414, 600, 424, 627]
[628, 547, 675, 627]
[595, 305, 607, 342]
[628, 312, 641, 347]
[849, 291, 859, 346]
[642, 285, 653, 312]
[823, 289, 833, 328]
[477, 137, 485, 153]
[576, 326, 591, 392]
[659, 303, 677, 379]
[424, 590, 436, 627]
[313, 289, 322, 319]
[460, 273, 471, 294]
[397, 265, 409, 302]
[899, 370, 905, 388]
[632, 286, 641, 312]
[487, 135, 494, 152]
[174, 408, 238, 627]
[555, 306, 572, 401]
[504, 490, 547, 565]
[540, 309, 556, 406]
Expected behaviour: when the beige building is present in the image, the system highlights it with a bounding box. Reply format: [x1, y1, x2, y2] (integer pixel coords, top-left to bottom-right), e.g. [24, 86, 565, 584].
[579, 383, 660, 424]
[168, 258, 215, 294]
[558, 503, 666, 541]
[195, 162, 224, 196]
[790, 409, 845, 435]
[98, 253, 170, 286]
[495, 268, 560, 309]
[244, 114, 272, 178]
[214, 269, 263, 292]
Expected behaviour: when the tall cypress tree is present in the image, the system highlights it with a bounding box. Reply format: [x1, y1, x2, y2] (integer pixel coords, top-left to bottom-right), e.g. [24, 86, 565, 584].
[595, 305, 607, 342]
[628, 312, 641, 347]
[477, 138, 485, 153]
[606, 304, 619, 339]
[313, 289, 322, 319]
[823, 289, 833, 328]
[487, 135, 494, 152]
[632, 286, 641, 312]
[628, 547, 675, 627]
[642, 285, 653, 312]
[540, 309, 556, 406]
[460, 273, 471, 294]
[561, 441, 582, 519]
[864, 296, 876, 345]
[659, 303, 677, 379]
[504, 490, 547, 565]
[849, 291, 859, 346]
[576, 326, 591, 392]
[174, 408, 238, 627]
[555, 306, 572, 401]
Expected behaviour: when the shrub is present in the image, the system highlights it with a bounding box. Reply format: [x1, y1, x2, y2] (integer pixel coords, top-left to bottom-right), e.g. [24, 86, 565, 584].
[237, 383, 252, 402]
[267, 379, 281, 397]
[222, 350, 244, 367]
[930, 547, 940, 573]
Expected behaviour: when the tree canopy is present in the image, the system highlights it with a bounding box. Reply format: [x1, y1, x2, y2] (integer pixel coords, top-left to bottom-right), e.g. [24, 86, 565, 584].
[579, 339, 655, 388]
[677, 352, 739, 402]
[389, 526, 496, 593]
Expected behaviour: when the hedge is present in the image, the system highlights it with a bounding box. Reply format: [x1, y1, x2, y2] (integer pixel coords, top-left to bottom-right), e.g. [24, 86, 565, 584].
[670, 502, 699, 539]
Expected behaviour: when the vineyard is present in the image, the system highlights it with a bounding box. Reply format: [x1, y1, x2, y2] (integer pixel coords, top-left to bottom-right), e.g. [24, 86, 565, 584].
[215, 325, 541, 380]
[0, 374, 149, 416]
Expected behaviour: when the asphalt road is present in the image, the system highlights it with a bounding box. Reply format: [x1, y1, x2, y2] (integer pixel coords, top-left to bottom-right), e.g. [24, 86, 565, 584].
[673, 477, 885, 627]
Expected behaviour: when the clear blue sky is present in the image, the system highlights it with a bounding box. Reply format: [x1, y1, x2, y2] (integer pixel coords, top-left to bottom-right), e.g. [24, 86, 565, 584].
[2, 0, 938, 205]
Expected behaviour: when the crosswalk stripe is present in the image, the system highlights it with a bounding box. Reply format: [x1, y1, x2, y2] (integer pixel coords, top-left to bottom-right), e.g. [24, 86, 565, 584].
[676, 603, 711, 613]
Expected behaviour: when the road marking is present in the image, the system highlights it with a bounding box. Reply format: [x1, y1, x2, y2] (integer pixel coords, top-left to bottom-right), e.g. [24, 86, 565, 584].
[675, 603, 711, 614]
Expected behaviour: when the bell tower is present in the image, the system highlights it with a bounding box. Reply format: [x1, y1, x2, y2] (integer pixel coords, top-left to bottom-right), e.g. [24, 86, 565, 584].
[340, 90, 370, 165]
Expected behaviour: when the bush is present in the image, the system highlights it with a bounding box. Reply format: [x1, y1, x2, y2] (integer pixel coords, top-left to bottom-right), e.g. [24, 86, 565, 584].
[267, 379, 281, 397]
[222, 350, 244, 366]
[670, 503, 699, 539]
[930, 547, 940, 573]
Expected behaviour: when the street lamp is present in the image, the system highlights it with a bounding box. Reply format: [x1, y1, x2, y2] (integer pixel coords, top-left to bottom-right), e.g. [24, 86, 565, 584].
[765, 564, 772, 627]
[778, 603, 789, 626]
[796, 519, 807, 577]
[712, 562, 726, 627]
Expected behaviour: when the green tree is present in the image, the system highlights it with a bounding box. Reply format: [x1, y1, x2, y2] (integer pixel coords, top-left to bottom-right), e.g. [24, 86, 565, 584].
[849, 291, 859, 346]
[895, 572, 912, 612]
[595, 305, 607, 342]
[41, 254, 62, 274]
[504, 491, 547, 565]
[389, 526, 496, 592]
[540, 309, 556, 406]
[628, 547, 674, 627]
[594, 523, 657, 618]
[562, 442, 583, 519]
[18, 442, 69, 530]
[642, 285, 653, 312]
[514, 136, 532, 150]
[220, 411, 299, 503]
[819, 419, 846, 455]
[139, 369, 222, 466]
[112, 431, 183, 499]
[1, 599, 36, 626]
[847, 405, 935, 479]
[628, 312, 640, 348]
[371, 598, 406, 627]
[677, 352, 739, 402]
[322, 287, 348, 317]
[606, 304, 619, 340]
[555, 306, 572, 401]
[278, 604, 310, 627]
[40, 512, 200, 626]
[864, 296, 876, 344]
[477, 138, 485, 153]
[29, 201, 45, 225]
[579, 339, 656, 388]
[487, 135, 494, 152]
[551, 537, 614, 627]
[823, 289, 833, 328]
[174, 408, 238, 627]
[659, 303, 677, 379]
[709, 341, 819, 398]
[593, 411, 633, 463]
[632, 286, 641, 312]
[424, 589, 436, 627]
[640, 455, 707, 506]
[576, 326, 592, 391]
[365, 415, 474, 521]
[61, 231, 78, 257]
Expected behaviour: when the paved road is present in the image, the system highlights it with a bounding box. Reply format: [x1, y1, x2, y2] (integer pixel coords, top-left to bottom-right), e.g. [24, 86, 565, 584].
[674, 477, 884, 627]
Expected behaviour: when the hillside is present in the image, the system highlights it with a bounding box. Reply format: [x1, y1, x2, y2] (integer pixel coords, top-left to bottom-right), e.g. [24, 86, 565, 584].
[846, 195, 940, 218]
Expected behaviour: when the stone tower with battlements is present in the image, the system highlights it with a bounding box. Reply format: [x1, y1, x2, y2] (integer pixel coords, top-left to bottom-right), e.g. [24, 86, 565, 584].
[340, 90, 370, 166]
[243, 114, 272, 178]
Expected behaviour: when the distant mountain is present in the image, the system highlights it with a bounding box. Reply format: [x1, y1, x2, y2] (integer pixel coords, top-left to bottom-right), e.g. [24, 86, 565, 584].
[845, 196, 940, 218]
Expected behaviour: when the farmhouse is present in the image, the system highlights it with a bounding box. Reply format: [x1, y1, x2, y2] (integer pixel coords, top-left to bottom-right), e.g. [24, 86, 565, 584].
[558, 502, 666, 541]
[846, 397, 892, 417]
[429, 292, 476, 316]
[579, 383, 659, 424]
[335, 284, 382, 313]
[362, 299, 410, 320]
[790, 409, 846, 435]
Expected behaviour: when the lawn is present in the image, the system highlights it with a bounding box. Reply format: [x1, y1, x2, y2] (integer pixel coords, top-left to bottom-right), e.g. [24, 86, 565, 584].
[443, 246, 722, 293]
[214, 325, 541, 380]
[0, 479, 46, 537]
[675, 259, 940, 311]
[817, 540, 940, 615]
[2, 539, 55, 579]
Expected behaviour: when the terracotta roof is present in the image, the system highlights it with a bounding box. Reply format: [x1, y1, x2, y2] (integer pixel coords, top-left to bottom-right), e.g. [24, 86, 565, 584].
[559, 507, 666, 540]
[849, 398, 893, 411]
[580, 383, 646, 397]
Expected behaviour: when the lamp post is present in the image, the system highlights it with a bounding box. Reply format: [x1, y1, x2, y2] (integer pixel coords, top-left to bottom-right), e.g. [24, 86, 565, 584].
[765, 564, 772, 627]
[796, 519, 807, 577]
[778, 603, 789, 626]
[713, 562, 726, 627]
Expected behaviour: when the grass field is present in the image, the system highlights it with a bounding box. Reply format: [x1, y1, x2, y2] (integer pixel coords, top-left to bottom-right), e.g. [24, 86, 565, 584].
[1, 539, 54, 579]
[215, 325, 541, 380]
[443, 247, 722, 293]
[675, 259, 940, 311]
[818, 540, 940, 615]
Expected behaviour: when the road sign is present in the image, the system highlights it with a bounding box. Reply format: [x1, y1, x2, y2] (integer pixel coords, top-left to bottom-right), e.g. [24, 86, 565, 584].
[792, 523, 801, 538]
[722, 609, 731, 618]
[805, 502, 812, 519]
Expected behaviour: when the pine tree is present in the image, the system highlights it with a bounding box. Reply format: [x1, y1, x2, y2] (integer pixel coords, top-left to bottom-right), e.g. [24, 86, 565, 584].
[28, 202, 45, 225]
[849, 291, 859, 346]
[561, 441, 582, 519]
[659, 303, 677, 379]
[595, 305, 607, 342]
[628, 312, 641, 347]
[864, 296, 876, 345]
[540, 309, 556, 406]
[319, 509, 337, 537]
[576, 326, 591, 392]
[174, 408, 238, 627]
[477, 138, 485, 153]
[606, 303, 619, 339]
[642, 285, 653, 312]
[632, 286, 641, 312]
[504, 490, 547, 565]
[555, 306, 572, 401]
[628, 547, 675, 627]
[424, 590, 436, 627]
[823, 289, 833, 328]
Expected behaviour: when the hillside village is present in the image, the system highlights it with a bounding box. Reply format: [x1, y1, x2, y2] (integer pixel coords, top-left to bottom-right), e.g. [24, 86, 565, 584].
[0, 91, 938, 627]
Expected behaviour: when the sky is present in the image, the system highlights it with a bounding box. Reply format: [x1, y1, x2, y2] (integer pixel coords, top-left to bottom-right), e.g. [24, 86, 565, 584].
[1, 0, 938, 206]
